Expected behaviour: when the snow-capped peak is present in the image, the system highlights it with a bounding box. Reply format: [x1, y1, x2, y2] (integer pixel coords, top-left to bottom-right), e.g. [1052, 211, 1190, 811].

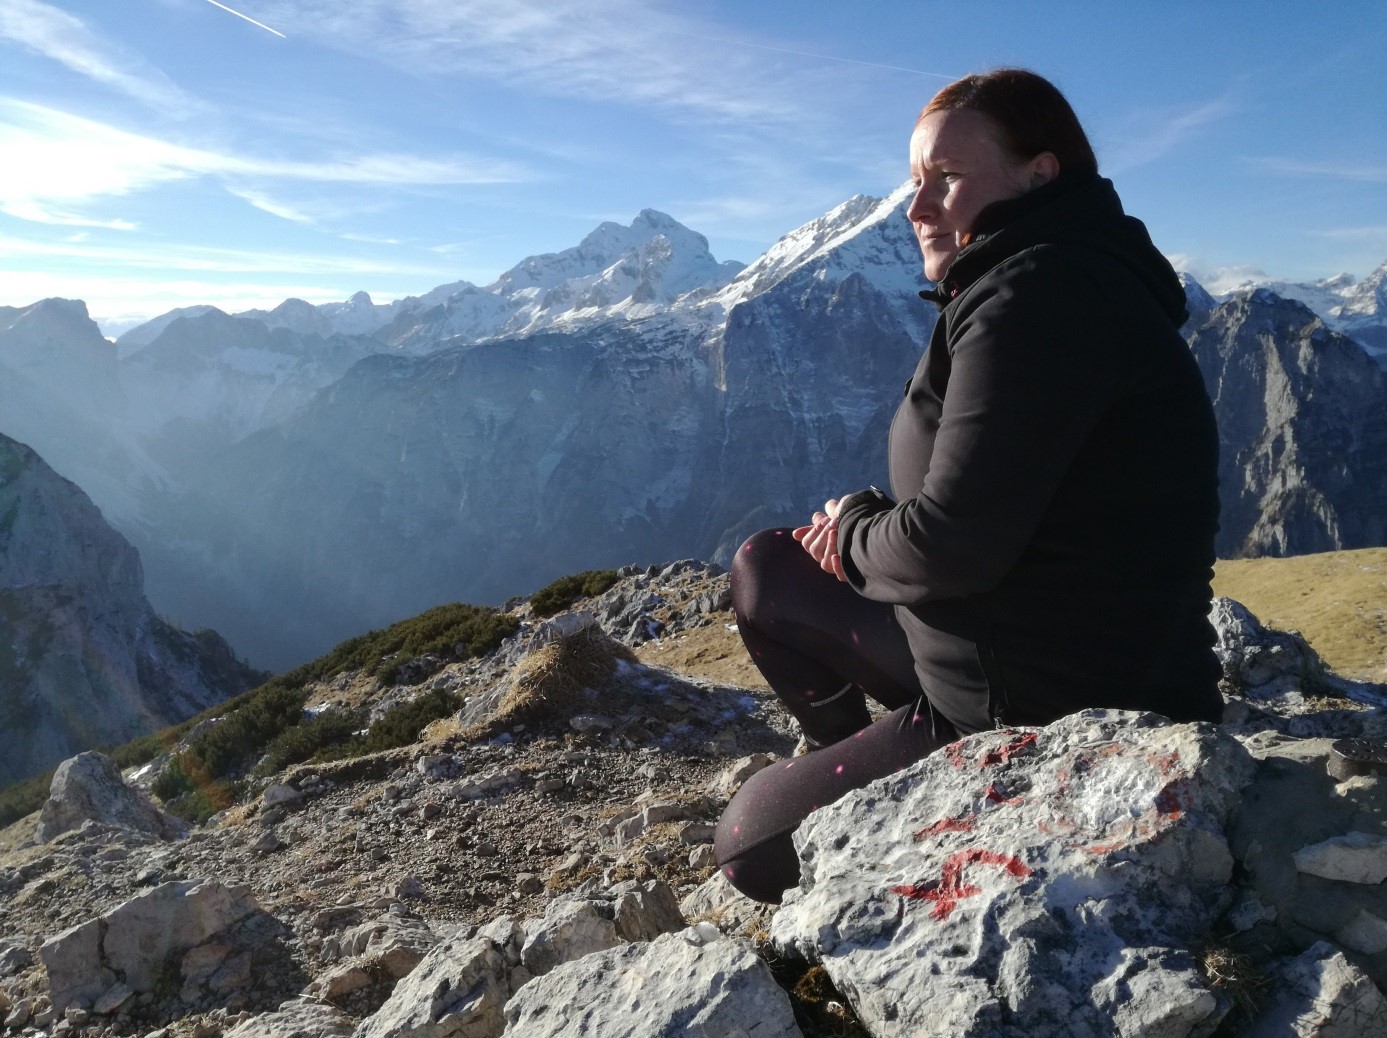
[713, 183, 923, 309]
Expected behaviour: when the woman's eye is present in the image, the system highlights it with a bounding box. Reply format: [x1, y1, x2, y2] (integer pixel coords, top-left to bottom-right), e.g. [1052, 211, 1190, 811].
[941, 171, 961, 183]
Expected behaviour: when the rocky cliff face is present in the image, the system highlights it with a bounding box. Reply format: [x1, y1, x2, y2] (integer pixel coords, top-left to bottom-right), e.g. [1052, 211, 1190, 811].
[1189, 289, 1387, 557]
[0, 433, 263, 784]
[119, 310, 383, 470]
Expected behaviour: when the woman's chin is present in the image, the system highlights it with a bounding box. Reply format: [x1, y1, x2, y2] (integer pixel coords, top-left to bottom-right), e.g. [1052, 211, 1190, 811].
[921, 249, 955, 285]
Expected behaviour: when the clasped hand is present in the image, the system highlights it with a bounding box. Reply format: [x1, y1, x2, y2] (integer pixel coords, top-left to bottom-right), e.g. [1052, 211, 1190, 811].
[793, 497, 847, 582]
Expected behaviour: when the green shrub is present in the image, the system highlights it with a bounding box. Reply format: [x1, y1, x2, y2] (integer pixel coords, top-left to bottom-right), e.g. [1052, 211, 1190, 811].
[530, 569, 621, 618]
[187, 682, 309, 778]
[0, 770, 53, 829]
[365, 604, 519, 680]
[160, 780, 245, 825]
[320, 688, 461, 762]
[152, 750, 243, 823]
[54, 596, 521, 804]
[255, 706, 368, 776]
[102, 729, 188, 771]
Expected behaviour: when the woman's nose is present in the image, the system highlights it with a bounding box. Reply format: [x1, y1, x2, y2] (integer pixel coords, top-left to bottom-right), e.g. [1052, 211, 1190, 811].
[907, 182, 936, 222]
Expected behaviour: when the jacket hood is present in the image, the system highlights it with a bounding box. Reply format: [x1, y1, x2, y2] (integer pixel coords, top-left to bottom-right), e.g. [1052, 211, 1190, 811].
[922, 173, 1189, 327]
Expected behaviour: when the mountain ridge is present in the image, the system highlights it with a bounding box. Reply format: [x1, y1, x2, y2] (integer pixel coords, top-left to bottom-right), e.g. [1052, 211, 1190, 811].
[0, 431, 264, 785]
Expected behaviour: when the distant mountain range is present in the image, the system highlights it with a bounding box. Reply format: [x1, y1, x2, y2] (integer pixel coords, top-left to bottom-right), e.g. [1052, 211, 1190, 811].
[3, 188, 1385, 670]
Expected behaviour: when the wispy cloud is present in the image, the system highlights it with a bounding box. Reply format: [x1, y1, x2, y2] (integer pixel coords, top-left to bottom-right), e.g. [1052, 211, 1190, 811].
[1166, 254, 1270, 296]
[341, 232, 402, 245]
[226, 187, 315, 223]
[251, 0, 826, 127]
[1103, 95, 1240, 174]
[1315, 225, 1387, 239]
[0, 230, 460, 278]
[0, 0, 194, 112]
[0, 101, 534, 227]
[1255, 158, 1387, 183]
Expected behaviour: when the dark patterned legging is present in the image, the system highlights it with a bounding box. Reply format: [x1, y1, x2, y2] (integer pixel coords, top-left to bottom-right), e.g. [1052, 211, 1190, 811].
[713, 527, 958, 904]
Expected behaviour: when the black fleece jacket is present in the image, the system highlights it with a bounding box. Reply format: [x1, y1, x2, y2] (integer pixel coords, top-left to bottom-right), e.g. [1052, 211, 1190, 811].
[836, 173, 1222, 735]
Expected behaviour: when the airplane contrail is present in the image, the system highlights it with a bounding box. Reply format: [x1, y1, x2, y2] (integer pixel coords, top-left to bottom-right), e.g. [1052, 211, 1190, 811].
[202, 0, 286, 38]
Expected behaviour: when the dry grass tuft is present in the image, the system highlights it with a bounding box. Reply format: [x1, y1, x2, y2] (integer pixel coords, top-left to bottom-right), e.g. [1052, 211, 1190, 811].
[462, 625, 637, 741]
[1200, 944, 1268, 1017]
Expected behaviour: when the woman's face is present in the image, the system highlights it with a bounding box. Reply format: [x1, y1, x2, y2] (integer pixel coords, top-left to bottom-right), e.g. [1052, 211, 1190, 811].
[907, 108, 1045, 283]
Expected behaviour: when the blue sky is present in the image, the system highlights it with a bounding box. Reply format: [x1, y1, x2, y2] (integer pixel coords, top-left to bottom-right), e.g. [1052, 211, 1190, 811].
[2, 0, 1384, 334]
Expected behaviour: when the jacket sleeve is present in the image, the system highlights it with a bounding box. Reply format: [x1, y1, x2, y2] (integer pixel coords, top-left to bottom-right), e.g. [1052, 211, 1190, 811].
[836, 248, 1126, 605]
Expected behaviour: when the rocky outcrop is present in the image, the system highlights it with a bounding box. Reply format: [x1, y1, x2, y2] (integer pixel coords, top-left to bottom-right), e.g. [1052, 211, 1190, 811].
[771, 710, 1255, 1037]
[5, 570, 1387, 1036]
[1189, 290, 1387, 557]
[39, 880, 262, 1011]
[502, 927, 800, 1038]
[1246, 942, 1387, 1037]
[0, 432, 262, 784]
[34, 751, 183, 843]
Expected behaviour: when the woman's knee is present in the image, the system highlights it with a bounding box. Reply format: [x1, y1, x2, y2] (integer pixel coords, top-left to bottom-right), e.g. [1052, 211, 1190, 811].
[714, 769, 803, 905]
[731, 527, 800, 622]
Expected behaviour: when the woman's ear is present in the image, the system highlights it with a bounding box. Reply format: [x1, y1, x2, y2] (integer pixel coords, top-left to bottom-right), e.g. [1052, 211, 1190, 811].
[1029, 151, 1060, 187]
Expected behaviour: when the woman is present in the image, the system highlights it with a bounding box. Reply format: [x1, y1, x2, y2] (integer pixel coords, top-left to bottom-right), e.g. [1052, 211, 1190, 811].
[714, 69, 1222, 905]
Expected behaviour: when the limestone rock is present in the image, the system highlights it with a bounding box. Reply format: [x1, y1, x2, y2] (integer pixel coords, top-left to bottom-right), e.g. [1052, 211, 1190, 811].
[339, 912, 437, 977]
[1338, 910, 1387, 955]
[92, 982, 133, 1015]
[225, 1000, 355, 1038]
[35, 752, 182, 843]
[771, 709, 1255, 1038]
[502, 929, 801, 1038]
[679, 870, 772, 938]
[38, 918, 111, 1010]
[0, 940, 34, 977]
[1245, 941, 1387, 1037]
[608, 879, 686, 942]
[1294, 832, 1387, 884]
[308, 912, 438, 999]
[39, 879, 260, 1010]
[519, 898, 619, 978]
[354, 933, 512, 1038]
[707, 753, 776, 800]
[1227, 734, 1387, 984]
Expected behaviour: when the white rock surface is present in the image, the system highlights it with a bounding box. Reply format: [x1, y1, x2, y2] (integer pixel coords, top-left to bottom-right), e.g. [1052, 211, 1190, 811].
[354, 933, 512, 1038]
[1294, 831, 1387, 883]
[1338, 909, 1387, 955]
[35, 751, 182, 843]
[501, 929, 801, 1038]
[609, 879, 686, 942]
[225, 1000, 356, 1038]
[771, 709, 1255, 1038]
[519, 898, 619, 977]
[1246, 940, 1387, 1036]
[39, 879, 259, 1010]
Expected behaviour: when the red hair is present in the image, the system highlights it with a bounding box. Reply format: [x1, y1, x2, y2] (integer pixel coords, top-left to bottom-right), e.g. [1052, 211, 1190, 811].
[922, 69, 1098, 176]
